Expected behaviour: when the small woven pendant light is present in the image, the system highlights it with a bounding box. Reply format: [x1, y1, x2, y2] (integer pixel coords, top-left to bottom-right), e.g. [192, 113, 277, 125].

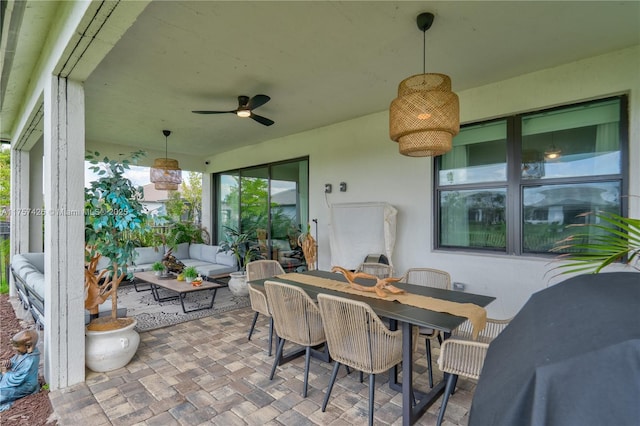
[150, 130, 182, 191]
[389, 13, 459, 157]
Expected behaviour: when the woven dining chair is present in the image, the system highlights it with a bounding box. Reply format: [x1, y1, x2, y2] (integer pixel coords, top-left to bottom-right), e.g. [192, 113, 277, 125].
[400, 267, 451, 388]
[264, 280, 327, 397]
[317, 293, 413, 426]
[354, 262, 393, 279]
[245, 260, 286, 356]
[451, 317, 512, 343]
[435, 317, 512, 426]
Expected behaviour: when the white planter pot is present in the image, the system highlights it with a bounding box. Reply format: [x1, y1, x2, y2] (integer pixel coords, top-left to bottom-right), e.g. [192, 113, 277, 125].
[228, 272, 249, 296]
[86, 318, 140, 372]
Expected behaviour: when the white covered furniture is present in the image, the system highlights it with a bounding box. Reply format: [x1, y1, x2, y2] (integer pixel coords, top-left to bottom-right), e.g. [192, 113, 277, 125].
[329, 202, 397, 269]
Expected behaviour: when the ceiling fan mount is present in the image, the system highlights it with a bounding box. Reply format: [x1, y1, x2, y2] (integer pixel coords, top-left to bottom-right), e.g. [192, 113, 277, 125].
[192, 94, 274, 126]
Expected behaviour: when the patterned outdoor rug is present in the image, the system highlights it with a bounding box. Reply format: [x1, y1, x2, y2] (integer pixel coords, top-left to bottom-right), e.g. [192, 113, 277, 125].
[117, 282, 250, 331]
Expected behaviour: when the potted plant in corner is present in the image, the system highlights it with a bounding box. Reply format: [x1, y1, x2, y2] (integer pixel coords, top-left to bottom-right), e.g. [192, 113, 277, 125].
[219, 226, 261, 296]
[84, 150, 149, 373]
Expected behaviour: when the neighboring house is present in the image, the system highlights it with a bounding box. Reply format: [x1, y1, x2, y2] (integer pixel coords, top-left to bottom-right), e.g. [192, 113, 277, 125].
[140, 182, 176, 218]
[1, 2, 638, 390]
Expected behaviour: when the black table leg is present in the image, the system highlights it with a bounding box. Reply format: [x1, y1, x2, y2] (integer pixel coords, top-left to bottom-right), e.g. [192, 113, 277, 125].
[387, 321, 446, 425]
[178, 288, 219, 313]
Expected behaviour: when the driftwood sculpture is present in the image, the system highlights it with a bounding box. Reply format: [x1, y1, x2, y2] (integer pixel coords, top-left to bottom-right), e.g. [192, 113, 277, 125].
[84, 249, 115, 314]
[298, 231, 317, 271]
[331, 266, 406, 298]
[162, 249, 185, 273]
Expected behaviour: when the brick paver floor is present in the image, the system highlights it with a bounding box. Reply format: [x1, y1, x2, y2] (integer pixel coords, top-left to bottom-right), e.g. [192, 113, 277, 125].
[49, 306, 476, 425]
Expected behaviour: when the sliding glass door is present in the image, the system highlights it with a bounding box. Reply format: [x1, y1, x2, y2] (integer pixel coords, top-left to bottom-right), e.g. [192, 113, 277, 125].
[216, 158, 309, 271]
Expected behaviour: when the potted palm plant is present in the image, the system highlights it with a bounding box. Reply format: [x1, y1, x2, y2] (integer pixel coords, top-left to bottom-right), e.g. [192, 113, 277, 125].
[219, 226, 261, 296]
[84, 150, 149, 372]
[551, 210, 640, 275]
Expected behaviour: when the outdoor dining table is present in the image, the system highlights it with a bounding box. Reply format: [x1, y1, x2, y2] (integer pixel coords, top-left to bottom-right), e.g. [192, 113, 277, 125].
[249, 269, 495, 425]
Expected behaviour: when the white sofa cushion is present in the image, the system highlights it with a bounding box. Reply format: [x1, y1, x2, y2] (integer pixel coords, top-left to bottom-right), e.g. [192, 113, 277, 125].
[215, 248, 236, 268]
[172, 242, 190, 260]
[188, 243, 203, 261]
[200, 245, 218, 263]
[134, 247, 163, 265]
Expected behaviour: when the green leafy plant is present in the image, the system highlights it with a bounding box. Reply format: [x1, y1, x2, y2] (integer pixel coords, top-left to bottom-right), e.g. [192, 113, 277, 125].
[219, 226, 261, 272]
[84, 150, 149, 330]
[550, 211, 640, 275]
[163, 221, 207, 250]
[151, 261, 165, 272]
[183, 266, 198, 279]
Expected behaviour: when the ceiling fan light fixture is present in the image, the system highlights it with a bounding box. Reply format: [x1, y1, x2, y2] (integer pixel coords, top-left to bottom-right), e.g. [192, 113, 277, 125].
[389, 12, 459, 157]
[150, 130, 182, 191]
[544, 146, 562, 160]
[236, 109, 251, 118]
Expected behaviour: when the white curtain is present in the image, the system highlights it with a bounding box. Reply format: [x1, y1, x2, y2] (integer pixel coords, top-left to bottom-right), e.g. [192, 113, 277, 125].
[328, 202, 397, 269]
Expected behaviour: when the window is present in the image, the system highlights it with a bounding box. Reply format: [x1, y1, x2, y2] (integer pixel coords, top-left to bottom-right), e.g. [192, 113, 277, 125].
[215, 158, 309, 271]
[435, 96, 627, 255]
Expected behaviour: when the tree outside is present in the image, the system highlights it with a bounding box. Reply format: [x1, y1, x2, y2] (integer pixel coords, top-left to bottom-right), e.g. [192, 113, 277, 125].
[0, 146, 10, 293]
[164, 171, 202, 223]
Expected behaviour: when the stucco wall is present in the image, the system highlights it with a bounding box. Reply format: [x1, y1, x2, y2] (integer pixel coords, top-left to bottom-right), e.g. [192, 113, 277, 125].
[209, 46, 639, 317]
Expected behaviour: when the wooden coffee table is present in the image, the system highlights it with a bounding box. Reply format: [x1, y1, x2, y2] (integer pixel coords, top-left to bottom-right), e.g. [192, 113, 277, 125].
[134, 271, 224, 313]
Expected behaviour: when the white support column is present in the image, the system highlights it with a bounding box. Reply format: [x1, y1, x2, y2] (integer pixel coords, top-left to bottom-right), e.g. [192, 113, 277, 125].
[29, 140, 44, 251]
[43, 75, 85, 389]
[9, 148, 31, 298]
[201, 173, 214, 243]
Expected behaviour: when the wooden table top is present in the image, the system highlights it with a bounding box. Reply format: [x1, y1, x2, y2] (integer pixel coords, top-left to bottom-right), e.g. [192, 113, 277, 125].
[134, 271, 222, 293]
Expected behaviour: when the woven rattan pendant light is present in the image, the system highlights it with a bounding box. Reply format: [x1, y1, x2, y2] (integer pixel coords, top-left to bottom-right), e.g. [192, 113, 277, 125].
[150, 130, 182, 191]
[389, 12, 459, 157]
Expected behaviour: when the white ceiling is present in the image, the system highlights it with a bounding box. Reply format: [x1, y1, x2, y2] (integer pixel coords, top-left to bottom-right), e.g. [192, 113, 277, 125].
[5, 1, 640, 160]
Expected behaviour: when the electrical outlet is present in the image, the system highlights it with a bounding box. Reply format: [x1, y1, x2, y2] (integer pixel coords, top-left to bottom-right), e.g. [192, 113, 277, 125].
[453, 282, 466, 291]
[324, 183, 332, 193]
[339, 182, 347, 192]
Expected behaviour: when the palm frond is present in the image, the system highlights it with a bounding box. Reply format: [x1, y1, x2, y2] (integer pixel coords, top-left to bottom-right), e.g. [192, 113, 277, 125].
[550, 211, 640, 276]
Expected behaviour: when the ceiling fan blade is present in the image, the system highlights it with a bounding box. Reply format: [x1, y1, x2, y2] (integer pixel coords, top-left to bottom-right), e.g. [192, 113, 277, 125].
[248, 94, 270, 110]
[250, 113, 274, 126]
[192, 110, 236, 114]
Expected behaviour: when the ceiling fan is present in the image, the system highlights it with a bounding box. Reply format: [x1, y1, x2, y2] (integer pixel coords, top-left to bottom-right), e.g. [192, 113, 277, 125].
[192, 94, 274, 126]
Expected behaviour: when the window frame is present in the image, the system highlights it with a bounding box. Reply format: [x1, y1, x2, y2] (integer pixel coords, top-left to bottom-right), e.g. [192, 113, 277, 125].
[213, 156, 310, 248]
[434, 95, 629, 256]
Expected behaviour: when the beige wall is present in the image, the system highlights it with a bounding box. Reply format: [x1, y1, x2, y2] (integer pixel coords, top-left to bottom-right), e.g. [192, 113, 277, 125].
[208, 45, 640, 317]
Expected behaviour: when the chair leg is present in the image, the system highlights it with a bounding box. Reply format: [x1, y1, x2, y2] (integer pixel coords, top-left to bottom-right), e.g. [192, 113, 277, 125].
[267, 317, 274, 356]
[303, 346, 311, 397]
[451, 374, 459, 395]
[368, 373, 376, 426]
[322, 361, 341, 412]
[360, 371, 364, 383]
[436, 373, 458, 426]
[248, 312, 259, 340]
[425, 338, 434, 388]
[269, 337, 286, 380]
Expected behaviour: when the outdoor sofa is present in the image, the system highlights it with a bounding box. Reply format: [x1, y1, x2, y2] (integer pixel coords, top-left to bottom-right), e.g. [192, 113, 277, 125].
[129, 242, 238, 277]
[10, 252, 126, 328]
[10, 243, 236, 328]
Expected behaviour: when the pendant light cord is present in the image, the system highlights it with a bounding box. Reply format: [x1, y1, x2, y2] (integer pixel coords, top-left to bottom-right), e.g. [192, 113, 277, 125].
[423, 28, 427, 74]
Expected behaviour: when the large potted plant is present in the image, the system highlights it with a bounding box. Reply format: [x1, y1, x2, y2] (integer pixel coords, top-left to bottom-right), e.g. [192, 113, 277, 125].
[84, 151, 148, 372]
[219, 226, 261, 296]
